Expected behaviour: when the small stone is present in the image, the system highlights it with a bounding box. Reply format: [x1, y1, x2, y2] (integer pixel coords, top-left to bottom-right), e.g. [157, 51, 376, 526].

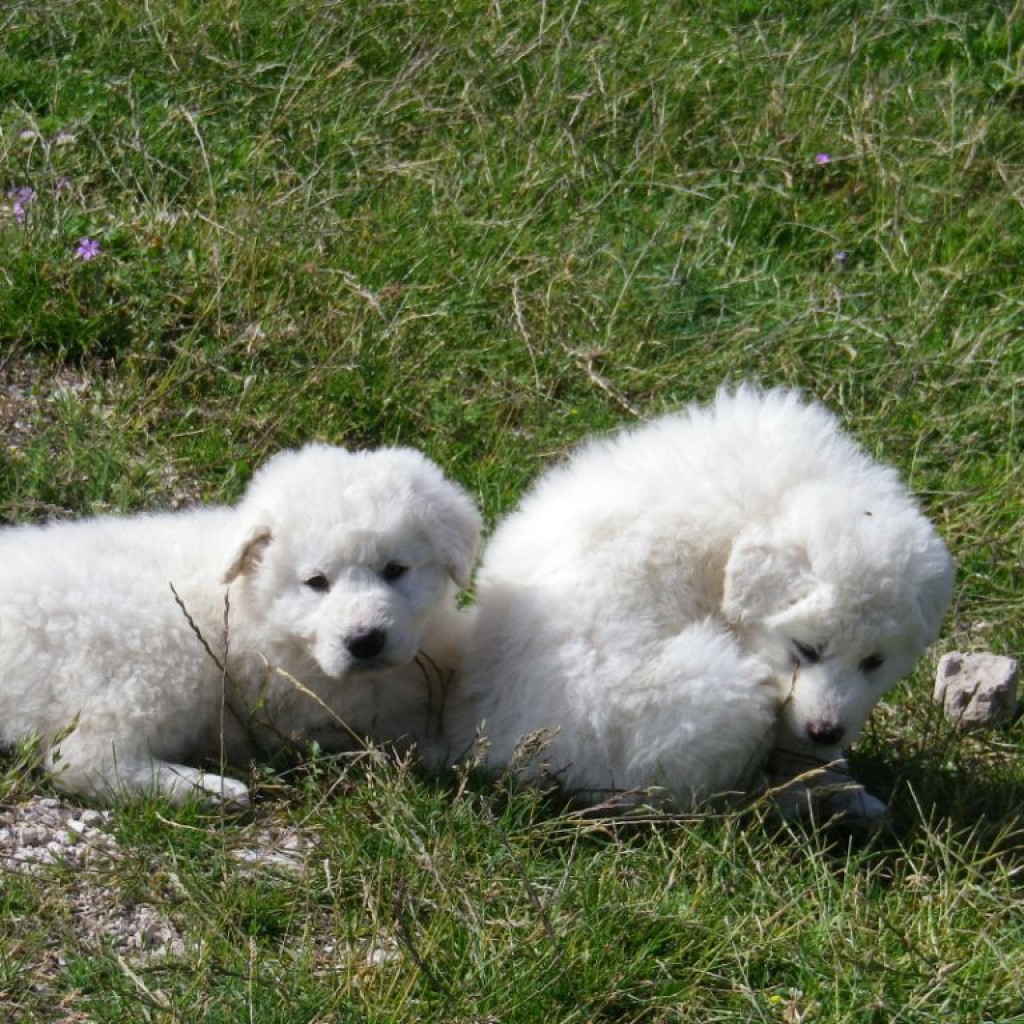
[934, 652, 1019, 729]
[19, 825, 47, 846]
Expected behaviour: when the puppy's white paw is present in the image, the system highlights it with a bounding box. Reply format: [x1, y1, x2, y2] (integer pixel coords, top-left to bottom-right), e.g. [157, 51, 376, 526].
[812, 778, 889, 830]
[196, 772, 252, 808]
[160, 764, 251, 808]
[764, 747, 888, 831]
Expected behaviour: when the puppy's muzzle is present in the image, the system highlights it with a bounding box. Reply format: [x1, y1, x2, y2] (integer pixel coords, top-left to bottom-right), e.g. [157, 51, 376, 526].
[806, 720, 844, 746]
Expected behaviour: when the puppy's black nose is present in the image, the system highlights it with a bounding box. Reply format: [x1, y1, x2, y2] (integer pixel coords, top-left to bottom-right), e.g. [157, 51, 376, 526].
[806, 721, 844, 746]
[345, 628, 387, 660]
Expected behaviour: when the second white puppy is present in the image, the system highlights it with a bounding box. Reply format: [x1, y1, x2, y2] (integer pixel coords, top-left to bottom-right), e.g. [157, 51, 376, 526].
[444, 387, 954, 824]
[0, 444, 480, 806]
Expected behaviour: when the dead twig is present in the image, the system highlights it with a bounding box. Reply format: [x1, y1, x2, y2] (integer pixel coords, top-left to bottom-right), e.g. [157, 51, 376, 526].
[392, 875, 453, 999]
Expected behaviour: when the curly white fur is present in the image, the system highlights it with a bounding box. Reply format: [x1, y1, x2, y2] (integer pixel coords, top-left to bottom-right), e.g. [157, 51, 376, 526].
[443, 387, 954, 823]
[0, 444, 480, 806]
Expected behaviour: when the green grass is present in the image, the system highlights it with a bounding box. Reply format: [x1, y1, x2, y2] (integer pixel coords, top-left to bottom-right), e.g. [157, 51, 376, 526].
[2, 0, 1023, 1020]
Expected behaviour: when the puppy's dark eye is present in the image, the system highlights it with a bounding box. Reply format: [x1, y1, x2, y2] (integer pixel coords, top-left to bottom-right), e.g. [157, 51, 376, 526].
[793, 641, 822, 664]
[381, 562, 408, 583]
[304, 573, 331, 593]
[860, 653, 885, 673]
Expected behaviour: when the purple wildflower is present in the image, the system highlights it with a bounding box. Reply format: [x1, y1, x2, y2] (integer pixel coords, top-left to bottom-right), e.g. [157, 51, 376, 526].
[74, 237, 101, 261]
[814, 153, 832, 166]
[6, 185, 36, 224]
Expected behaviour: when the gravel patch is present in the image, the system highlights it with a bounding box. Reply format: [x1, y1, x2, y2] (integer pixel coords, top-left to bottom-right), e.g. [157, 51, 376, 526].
[1, 793, 325, 967]
[0, 356, 90, 458]
[229, 823, 320, 875]
[0, 796, 116, 871]
[1, 796, 187, 961]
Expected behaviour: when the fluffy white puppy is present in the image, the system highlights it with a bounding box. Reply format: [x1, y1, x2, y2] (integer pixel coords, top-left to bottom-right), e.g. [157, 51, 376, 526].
[444, 387, 954, 823]
[0, 444, 481, 806]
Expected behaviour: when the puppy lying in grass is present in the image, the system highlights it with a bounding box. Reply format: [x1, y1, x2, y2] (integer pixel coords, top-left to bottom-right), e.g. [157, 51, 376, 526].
[443, 387, 954, 828]
[0, 444, 480, 806]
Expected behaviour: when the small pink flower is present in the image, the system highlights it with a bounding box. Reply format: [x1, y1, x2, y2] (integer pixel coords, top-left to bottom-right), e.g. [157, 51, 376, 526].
[75, 237, 101, 261]
[814, 153, 832, 165]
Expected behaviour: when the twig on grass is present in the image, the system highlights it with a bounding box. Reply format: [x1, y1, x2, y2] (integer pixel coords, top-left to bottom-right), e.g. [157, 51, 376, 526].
[115, 953, 174, 1014]
[572, 349, 642, 419]
[259, 660, 368, 751]
[220, 591, 231, 787]
[415, 649, 454, 742]
[169, 582, 253, 747]
[392, 874, 453, 1000]
[169, 582, 368, 763]
[169, 582, 228, 676]
[477, 795, 577, 1000]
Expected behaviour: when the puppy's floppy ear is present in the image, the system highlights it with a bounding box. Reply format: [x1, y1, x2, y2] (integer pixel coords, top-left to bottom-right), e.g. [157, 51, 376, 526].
[909, 540, 956, 645]
[426, 489, 481, 589]
[223, 525, 273, 584]
[377, 447, 482, 589]
[722, 532, 818, 626]
[439, 503, 481, 589]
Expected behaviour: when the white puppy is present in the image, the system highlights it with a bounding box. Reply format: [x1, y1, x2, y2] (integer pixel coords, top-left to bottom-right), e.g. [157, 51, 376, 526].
[444, 387, 954, 824]
[0, 444, 480, 806]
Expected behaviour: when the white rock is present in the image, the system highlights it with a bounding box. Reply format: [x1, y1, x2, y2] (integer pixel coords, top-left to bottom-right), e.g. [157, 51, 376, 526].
[934, 652, 1019, 729]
